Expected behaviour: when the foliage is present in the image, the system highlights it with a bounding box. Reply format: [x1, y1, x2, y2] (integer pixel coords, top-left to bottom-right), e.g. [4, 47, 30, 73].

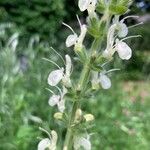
[0, 0, 66, 41]
[0, 34, 56, 150]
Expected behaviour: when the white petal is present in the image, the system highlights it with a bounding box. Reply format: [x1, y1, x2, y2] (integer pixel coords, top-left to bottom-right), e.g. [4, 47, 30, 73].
[116, 41, 132, 60]
[38, 138, 51, 150]
[78, 0, 90, 11]
[99, 74, 111, 89]
[48, 95, 60, 106]
[48, 69, 64, 86]
[118, 23, 128, 38]
[66, 34, 78, 47]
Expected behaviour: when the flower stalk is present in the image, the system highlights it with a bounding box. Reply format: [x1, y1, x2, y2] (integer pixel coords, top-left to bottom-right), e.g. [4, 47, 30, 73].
[37, 0, 141, 149]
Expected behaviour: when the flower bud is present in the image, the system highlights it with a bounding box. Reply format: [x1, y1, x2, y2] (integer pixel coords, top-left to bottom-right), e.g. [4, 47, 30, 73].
[54, 112, 63, 120]
[84, 114, 95, 122]
[75, 109, 82, 122]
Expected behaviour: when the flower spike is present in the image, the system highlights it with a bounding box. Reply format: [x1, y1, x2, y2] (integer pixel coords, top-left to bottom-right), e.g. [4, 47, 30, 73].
[38, 129, 58, 150]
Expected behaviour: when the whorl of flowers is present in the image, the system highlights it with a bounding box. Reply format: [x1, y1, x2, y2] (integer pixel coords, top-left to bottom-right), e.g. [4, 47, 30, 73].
[37, 0, 142, 149]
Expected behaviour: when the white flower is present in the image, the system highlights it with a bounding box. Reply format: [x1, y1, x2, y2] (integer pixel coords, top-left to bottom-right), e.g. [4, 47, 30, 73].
[38, 130, 58, 150]
[48, 68, 64, 86]
[74, 136, 91, 150]
[99, 73, 111, 89]
[48, 55, 72, 87]
[115, 40, 132, 60]
[63, 20, 87, 49]
[48, 86, 67, 112]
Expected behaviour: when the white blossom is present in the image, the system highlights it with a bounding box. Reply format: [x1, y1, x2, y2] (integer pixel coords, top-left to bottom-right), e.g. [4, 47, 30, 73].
[63, 20, 87, 49]
[48, 86, 67, 112]
[99, 73, 111, 89]
[115, 40, 132, 60]
[103, 16, 134, 60]
[38, 130, 58, 150]
[48, 55, 72, 87]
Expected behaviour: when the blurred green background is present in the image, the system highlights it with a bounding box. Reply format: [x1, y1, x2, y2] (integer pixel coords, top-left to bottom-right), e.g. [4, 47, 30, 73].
[0, 0, 150, 150]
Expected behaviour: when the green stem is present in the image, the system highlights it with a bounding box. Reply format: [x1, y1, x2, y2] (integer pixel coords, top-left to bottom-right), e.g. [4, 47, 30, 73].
[63, 62, 91, 150]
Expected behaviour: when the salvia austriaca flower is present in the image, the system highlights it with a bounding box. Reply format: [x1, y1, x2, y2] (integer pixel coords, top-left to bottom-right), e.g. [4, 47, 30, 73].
[48, 54, 72, 87]
[103, 16, 140, 60]
[63, 17, 87, 51]
[38, 128, 58, 150]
